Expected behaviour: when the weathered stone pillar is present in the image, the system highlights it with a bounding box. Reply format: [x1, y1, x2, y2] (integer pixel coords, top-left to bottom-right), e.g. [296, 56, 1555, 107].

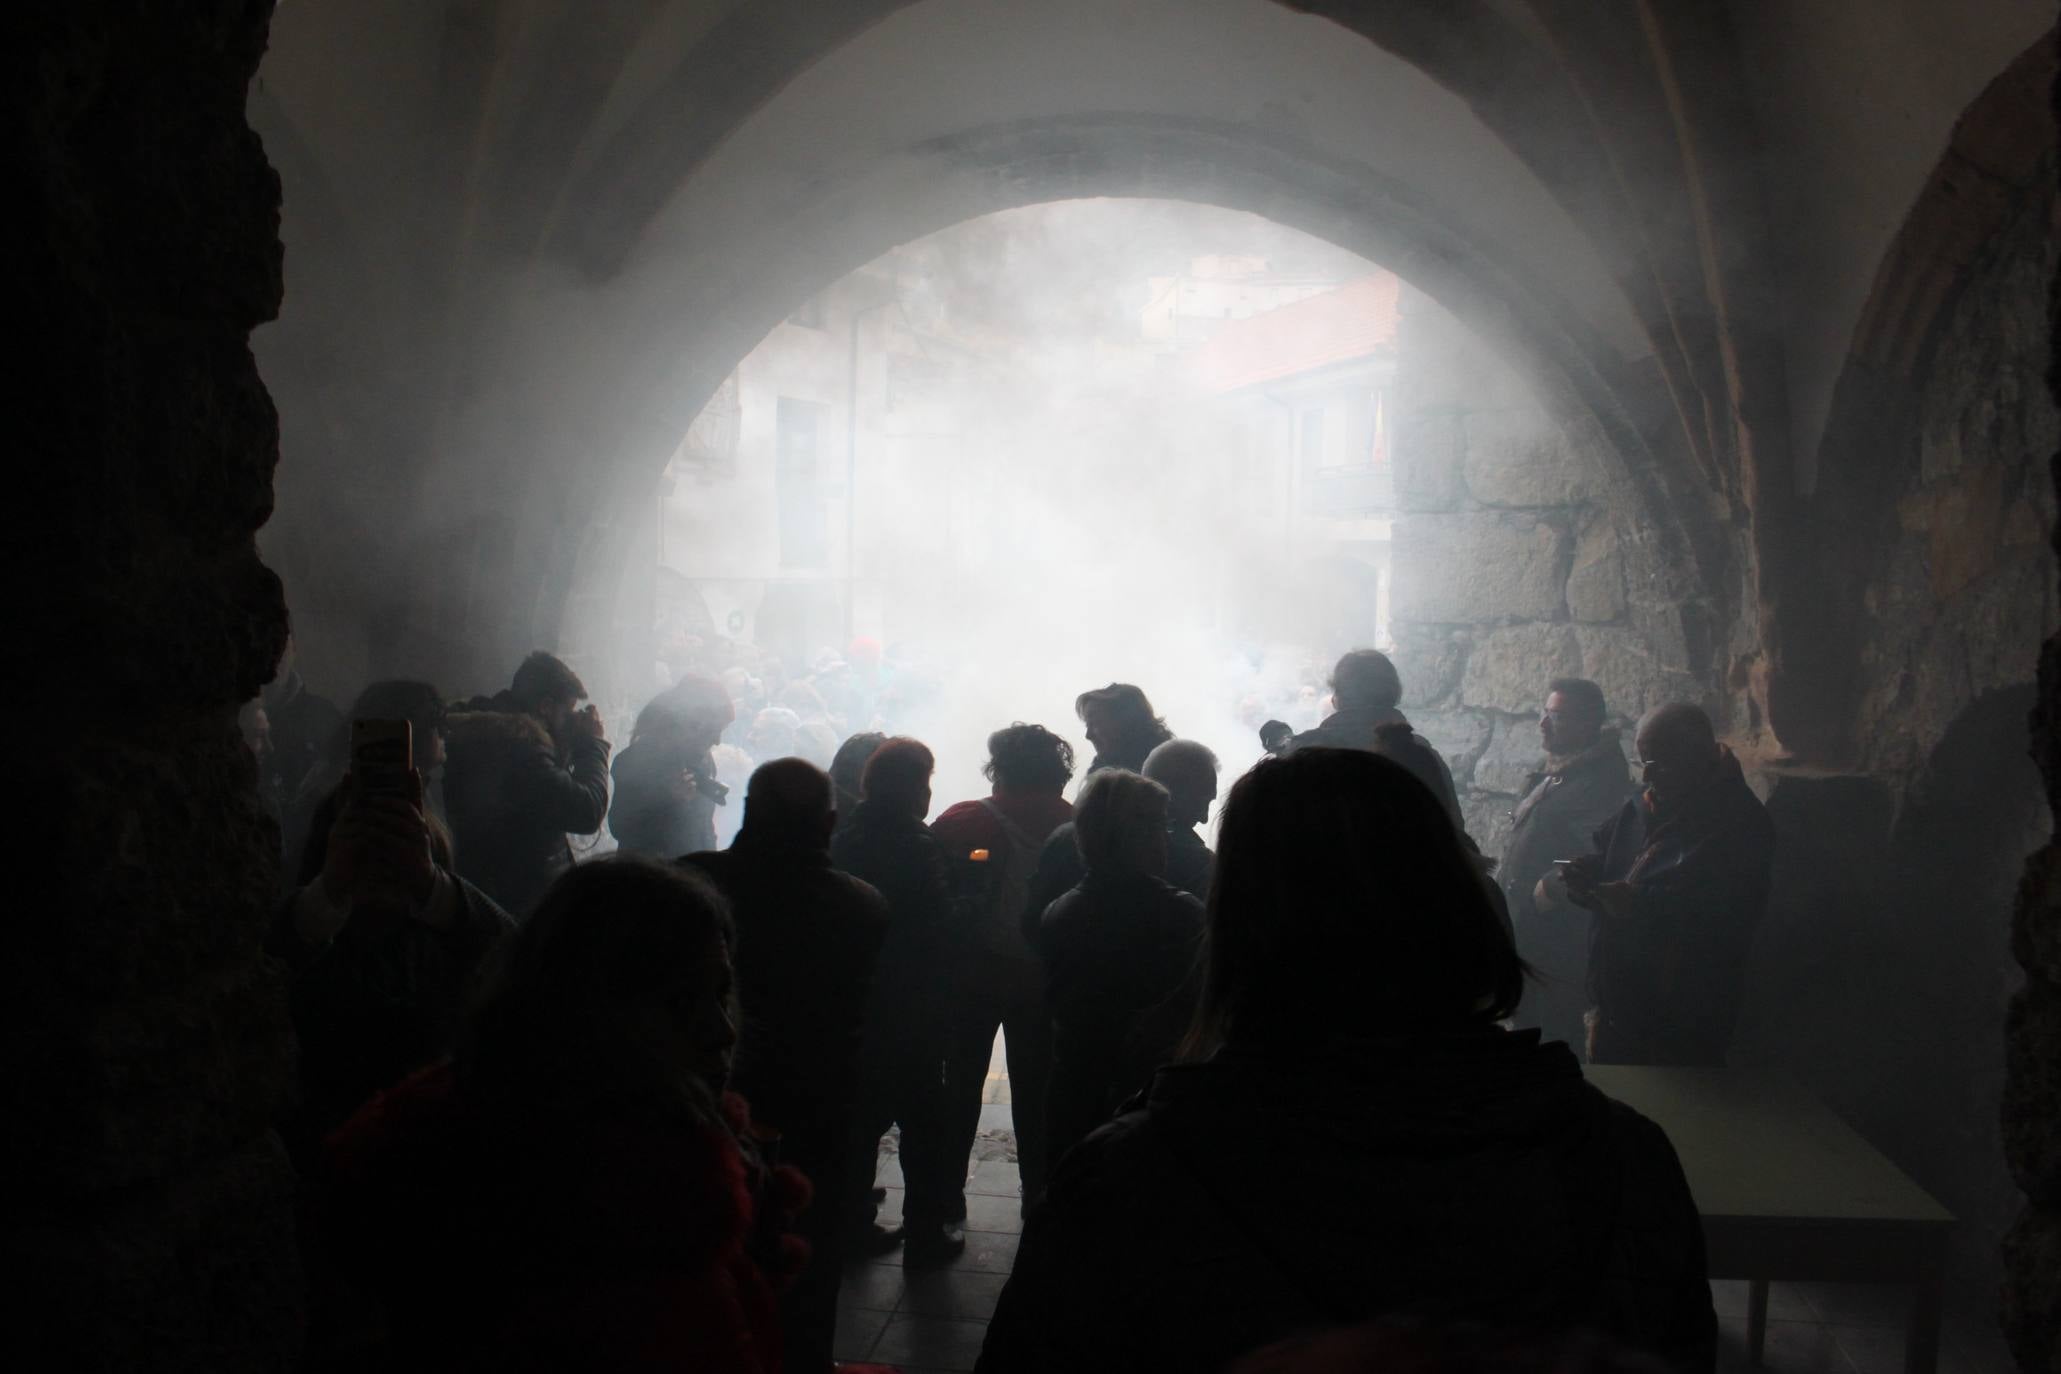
[1999, 70, 2061, 1374]
[5, 2, 299, 1368]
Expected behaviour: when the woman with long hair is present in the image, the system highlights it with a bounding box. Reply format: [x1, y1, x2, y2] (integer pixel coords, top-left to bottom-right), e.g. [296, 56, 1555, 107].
[978, 749, 1715, 1374]
[318, 857, 814, 1373]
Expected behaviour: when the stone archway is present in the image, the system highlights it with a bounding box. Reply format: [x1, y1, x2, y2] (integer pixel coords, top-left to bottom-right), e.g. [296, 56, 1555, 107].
[544, 123, 1727, 735]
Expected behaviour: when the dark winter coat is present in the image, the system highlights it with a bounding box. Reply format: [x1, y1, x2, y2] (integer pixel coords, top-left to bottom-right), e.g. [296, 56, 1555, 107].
[1501, 732, 1639, 1045]
[608, 737, 723, 859]
[978, 1029, 1715, 1374]
[683, 838, 889, 1139]
[442, 693, 610, 918]
[1023, 820, 1211, 937]
[1584, 749, 1775, 1065]
[1286, 706, 1467, 838]
[267, 874, 513, 1160]
[1036, 871, 1204, 1166]
[322, 1068, 802, 1374]
[830, 799, 954, 1033]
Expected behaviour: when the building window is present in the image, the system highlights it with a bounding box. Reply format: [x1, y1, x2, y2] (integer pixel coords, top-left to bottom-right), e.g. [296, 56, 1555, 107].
[776, 397, 830, 568]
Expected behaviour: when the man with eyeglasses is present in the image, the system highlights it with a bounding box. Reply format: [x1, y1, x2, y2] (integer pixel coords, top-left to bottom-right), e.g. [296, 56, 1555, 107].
[1559, 702, 1775, 1066]
[1502, 678, 1637, 1049]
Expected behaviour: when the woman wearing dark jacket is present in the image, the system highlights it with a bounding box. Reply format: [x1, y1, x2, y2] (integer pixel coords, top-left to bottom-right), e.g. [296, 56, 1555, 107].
[1036, 768, 1203, 1174]
[269, 691, 513, 1166]
[317, 858, 817, 1373]
[978, 748, 1716, 1374]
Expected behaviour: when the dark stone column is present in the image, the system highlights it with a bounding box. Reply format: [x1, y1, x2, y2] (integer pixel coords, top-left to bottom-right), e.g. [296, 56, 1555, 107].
[5, 2, 299, 1369]
[2000, 61, 2061, 1374]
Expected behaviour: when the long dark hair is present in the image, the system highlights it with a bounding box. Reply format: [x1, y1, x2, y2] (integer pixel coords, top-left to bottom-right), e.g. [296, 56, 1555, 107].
[1184, 748, 1522, 1058]
[458, 856, 737, 1126]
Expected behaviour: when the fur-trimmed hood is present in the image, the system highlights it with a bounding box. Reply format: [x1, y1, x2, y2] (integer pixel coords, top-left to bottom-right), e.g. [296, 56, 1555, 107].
[446, 694, 557, 755]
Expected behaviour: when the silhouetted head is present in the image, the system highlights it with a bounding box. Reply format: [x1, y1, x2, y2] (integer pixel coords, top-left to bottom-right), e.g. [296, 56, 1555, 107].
[1187, 748, 1521, 1056]
[1328, 649, 1403, 715]
[631, 674, 734, 754]
[460, 856, 737, 1123]
[511, 651, 586, 732]
[829, 731, 889, 812]
[1074, 683, 1172, 770]
[739, 757, 836, 850]
[982, 723, 1077, 796]
[1074, 769, 1171, 877]
[1634, 702, 1720, 804]
[861, 737, 935, 820]
[1143, 738, 1220, 830]
[1541, 676, 1606, 756]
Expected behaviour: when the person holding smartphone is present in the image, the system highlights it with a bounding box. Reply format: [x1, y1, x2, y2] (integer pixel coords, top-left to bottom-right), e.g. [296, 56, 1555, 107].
[269, 712, 515, 1165]
[1559, 703, 1775, 1067]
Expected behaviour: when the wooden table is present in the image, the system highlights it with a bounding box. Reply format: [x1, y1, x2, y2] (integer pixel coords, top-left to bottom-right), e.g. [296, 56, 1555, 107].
[1586, 1067, 1954, 1374]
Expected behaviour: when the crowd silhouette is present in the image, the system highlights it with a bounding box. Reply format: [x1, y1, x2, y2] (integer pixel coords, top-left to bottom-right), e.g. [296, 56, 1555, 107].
[249, 642, 1774, 1373]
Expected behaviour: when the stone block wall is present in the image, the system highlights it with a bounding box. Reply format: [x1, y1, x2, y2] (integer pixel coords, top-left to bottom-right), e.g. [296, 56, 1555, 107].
[7, 4, 301, 1369]
[1384, 293, 1709, 857]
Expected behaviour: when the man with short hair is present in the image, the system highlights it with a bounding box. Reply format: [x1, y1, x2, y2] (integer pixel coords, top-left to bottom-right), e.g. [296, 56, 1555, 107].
[1564, 703, 1775, 1066]
[443, 651, 611, 918]
[1142, 739, 1219, 899]
[933, 723, 1078, 1223]
[1502, 678, 1638, 1049]
[686, 757, 889, 1370]
[1037, 770, 1205, 1172]
[1286, 648, 1466, 837]
[831, 737, 962, 1264]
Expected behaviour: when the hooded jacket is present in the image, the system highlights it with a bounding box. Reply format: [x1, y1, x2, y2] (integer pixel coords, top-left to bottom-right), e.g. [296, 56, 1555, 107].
[1584, 749, 1774, 1064]
[442, 692, 610, 918]
[978, 1030, 1714, 1374]
[320, 1067, 804, 1374]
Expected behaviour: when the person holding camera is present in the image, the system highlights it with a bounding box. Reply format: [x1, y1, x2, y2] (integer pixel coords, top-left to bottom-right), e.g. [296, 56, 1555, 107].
[268, 697, 514, 1166]
[444, 651, 612, 918]
[608, 673, 736, 859]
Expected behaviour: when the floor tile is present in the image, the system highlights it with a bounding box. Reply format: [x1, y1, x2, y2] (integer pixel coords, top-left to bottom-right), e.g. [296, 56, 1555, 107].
[841, 1262, 906, 1312]
[1795, 1282, 1910, 1328]
[900, 1267, 1010, 1320]
[1830, 1323, 1911, 1374]
[834, 1306, 891, 1362]
[1940, 1320, 2017, 1374]
[964, 1191, 1026, 1234]
[1757, 1318, 1859, 1373]
[957, 1229, 1021, 1274]
[872, 1314, 991, 1371]
[967, 1159, 1022, 1197]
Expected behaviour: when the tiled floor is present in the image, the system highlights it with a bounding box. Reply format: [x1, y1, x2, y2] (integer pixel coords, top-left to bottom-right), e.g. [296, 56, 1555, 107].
[833, 1155, 1022, 1373]
[1708, 1280, 2016, 1374]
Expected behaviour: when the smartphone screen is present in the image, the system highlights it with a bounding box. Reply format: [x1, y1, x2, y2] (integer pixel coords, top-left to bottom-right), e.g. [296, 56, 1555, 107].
[350, 718, 413, 800]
